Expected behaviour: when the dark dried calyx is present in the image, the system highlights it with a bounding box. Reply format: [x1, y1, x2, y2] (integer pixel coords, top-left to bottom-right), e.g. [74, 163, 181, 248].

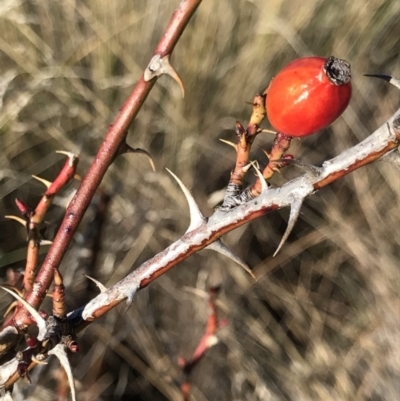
[324, 56, 351, 85]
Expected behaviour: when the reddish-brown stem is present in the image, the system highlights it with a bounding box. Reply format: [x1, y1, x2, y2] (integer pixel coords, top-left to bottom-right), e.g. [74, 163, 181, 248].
[11, 0, 203, 329]
[229, 95, 266, 186]
[179, 287, 221, 400]
[31, 155, 78, 226]
[250, 132, 292, 197]
[22, 155, 78, 293]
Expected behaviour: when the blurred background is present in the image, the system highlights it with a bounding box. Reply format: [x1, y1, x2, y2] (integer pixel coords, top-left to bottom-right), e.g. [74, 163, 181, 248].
[0, 0, 399, 400]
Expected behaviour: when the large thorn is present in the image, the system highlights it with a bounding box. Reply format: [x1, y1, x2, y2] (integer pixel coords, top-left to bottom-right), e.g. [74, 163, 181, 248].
[364, 74, 400, 90]
[273, 197, 304, 257]
[84, 275, 107, 293]
[166, 168, 205, 233]
[48, 344, 76, 401]
[0, 287, 46, 340]
[144, 54, 185, 98]
[251, 162, 268, 193]
[207, 240, 256, 279]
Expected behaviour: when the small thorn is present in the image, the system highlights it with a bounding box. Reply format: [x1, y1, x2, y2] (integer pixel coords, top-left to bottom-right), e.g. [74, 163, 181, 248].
[144, 54, 185, 97]
[364, 74, 400, 89]
[261, 149, 271, 159]
[55, 151, 79, 167]
[206, 334, 219, 348]
[84, 275, 107, 293]
[251, 162, 268, 193]
[0, 287, 47, 340]
[31, 175, 52, 189]
[219, 139, 237, 151]
[123, 145, 156, 172]
[15, 198, 29, 214]
[166, 168, 205, 233]
[273, 197, 303, 257]
[48, 344, 77, 401]
[39, 239, 53, 246]
[271, 167, 282, 174]
[242, 163, 252, 173]
[4, 215, 27, 227]
[207, 240, 256, 279]
[260, 129, 277, 135]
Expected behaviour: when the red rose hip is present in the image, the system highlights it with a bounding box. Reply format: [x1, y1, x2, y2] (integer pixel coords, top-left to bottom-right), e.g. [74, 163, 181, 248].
[266, 56, 352, 137]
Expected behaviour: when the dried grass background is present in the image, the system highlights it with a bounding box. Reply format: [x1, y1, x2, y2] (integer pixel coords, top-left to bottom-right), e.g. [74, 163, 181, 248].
[0, 0, 399, 400]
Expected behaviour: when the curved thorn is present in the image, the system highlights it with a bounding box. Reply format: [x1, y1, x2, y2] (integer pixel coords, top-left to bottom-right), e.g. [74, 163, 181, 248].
[31, 175, 52, 189]
[4, 215, 26, 227]
[207, 240, 256, 279]
[251, 162, 268, 193]
[261, 148, 271, 159]
[273, 197, 303, 257]
[84, 275, 107, 293]
[144, 54, 185, 97]
[219, 139, 237, 151]
[48, 344, 76, 401]
[166, 168, 205, 232]
[124, 146, 156, 172]
[0, 287, 46, 340]
[364, 74, 400, 89]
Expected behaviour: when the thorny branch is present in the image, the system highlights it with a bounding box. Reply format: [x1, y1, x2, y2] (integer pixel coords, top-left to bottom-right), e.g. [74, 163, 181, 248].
[8, 0, 203, 330]
[72, 110, 400, 324]
[0, 0, 399, 398]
